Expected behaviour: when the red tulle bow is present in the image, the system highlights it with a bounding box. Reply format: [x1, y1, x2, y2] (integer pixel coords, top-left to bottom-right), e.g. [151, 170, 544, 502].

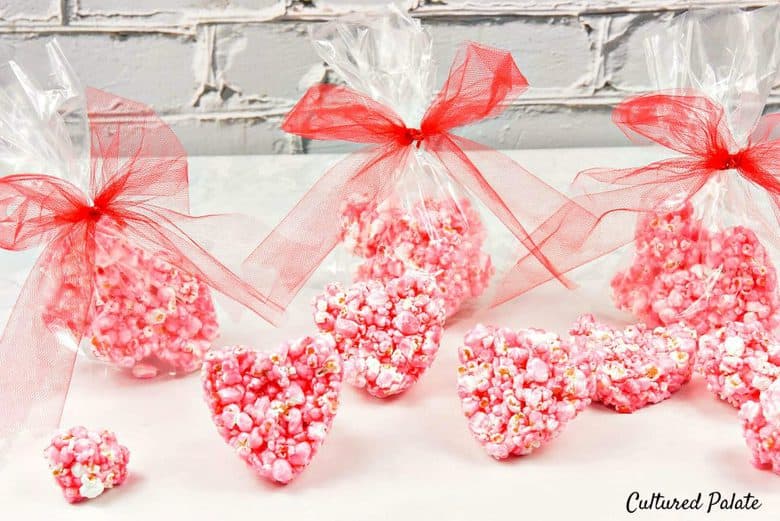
[242, 42, 574, 309]
[495, 92, 780, 305]
[0, 88, 282, 443]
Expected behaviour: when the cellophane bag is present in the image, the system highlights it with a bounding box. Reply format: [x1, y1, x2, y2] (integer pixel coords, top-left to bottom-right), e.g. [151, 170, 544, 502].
[606, 6, 780, 336]
[0, 41, 280, 448]
[499, 6, 780, 336]
[243, 6, 574, 325]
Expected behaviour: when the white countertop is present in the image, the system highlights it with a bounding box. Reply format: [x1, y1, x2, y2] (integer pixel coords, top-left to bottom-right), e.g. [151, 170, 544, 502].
[2, 147, 778, 521]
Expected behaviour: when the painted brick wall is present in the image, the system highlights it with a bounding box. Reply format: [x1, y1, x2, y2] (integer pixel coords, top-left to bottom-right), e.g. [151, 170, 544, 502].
[0, 1, 777, 154]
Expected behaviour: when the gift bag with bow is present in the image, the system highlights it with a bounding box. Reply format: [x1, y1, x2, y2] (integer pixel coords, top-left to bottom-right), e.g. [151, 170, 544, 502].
[242, 7, 575, 324]
[0, 42, 282, 448]
[498, 6, 780, 336]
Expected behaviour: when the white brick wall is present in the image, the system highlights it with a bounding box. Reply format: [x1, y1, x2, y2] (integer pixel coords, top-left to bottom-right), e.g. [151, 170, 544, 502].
[0, 0, 777, 154]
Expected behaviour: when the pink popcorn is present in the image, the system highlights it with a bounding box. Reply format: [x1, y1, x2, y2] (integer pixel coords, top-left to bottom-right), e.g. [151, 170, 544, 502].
[457, 324, 593, 459]
[697, 321, 780, 408]
[201, 337, 342, 485]
[44, 224, 219, 378]
[340, 196, 492, 316]
[313, 274, 445, 398]
[613, 203, 780, 335]
[569, 314, 697, 413]
[44, 426, 130, 503]
[740, 379, 780, 475]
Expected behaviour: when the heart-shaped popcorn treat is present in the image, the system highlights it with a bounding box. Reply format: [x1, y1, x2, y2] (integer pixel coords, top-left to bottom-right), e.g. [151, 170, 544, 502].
[457, 324, 593, 460]
[340, 196, 493, 317]
[314, 274, 445, 398]
[201, 336, 342, 484]
[45, 224, 219, 379]
[569, 314, 697, 413]
[740, 379, 780, 475]
[612, 201, 780, 336]
[44, 426, 130, 503]
[697, 321, 780, 408]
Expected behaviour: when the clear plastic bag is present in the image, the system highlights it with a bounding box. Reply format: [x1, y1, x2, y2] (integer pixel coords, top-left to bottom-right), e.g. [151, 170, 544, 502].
[607, 6, 780, 335]
[0, 41, 279, 446]
[243, 6, 575, 321]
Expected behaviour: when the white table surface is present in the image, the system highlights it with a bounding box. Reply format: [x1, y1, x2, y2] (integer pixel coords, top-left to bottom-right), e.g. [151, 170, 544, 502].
[2, 147, 778, 521]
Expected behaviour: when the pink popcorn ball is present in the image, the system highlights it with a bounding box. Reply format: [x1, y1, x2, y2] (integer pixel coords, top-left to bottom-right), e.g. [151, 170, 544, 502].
[697, 321, 780, 408]
[45, 224, 219, 378]
[740, 379, 780, 475]
[44, 426, 130, 504]
[569, 314, 697, 413]
[340, 196, 493, 316]
[613, 202, 780, 335]
[457, 324, 593, 459]
[201, 336, 342, 485]
[313, 274, 446, 398]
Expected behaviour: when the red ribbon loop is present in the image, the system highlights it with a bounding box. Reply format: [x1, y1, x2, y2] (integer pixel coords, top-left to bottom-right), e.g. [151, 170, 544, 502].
[244, 42, 576, 312]
[493, 92, 780, 306]
[0, 88, 282, 444]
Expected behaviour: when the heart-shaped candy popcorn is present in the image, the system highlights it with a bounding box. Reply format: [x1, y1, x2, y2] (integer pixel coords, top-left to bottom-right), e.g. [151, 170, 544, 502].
[612, 202, 780, 336]
[740, 379, 780, 475]
[44, 426, 130, 503]
[313, 274, 445, 398]
[457, 324, 593, 460]
[697, 321, 780, 408]
[201, 336, 342, 484]
[569, 314, 697, 413]
[340, 196, 493, 317]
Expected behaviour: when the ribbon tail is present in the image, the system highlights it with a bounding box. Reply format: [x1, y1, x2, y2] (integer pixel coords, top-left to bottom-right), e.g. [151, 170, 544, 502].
[115, 209, 285, 326]
[492, 159, 714, 306]
[238, 144, 410, 312]
[428, 134, 576, 294]
[0, 231, 94, 451]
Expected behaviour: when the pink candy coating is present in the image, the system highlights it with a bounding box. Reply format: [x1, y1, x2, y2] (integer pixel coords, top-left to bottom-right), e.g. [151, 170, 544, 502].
[340, 196, 493, 316]
[570, 314, 697, 413]
[44, 426, 130, 503]
[740, 379, 780, 475]
[201, 337, 342, 485]
[313, 274, 446, 398]
[457, 324, 593, 459]
[697, 321, 780, 408]
[45, 225, 219, 377]
[612, 203, 780, 335]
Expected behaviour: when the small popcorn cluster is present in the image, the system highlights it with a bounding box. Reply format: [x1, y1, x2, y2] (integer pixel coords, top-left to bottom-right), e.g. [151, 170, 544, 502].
[740, 379, 780, 475]
[313, 274, 445, 398]
[201, 336, 342, 485]
[44, 427, 130, 503]
[340, 196, 493, 316]
[46, 226, 219, 378]
[612, 202, 780, 335]
[569, 314, 697, 413]
[697, 321, 780, 408]
[456, 324, 593, 459]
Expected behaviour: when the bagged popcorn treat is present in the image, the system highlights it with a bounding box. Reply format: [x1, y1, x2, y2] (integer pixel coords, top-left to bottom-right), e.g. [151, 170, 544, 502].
[242, 6, 577, 319]
[495, 6, 780, 337]
[0, 42, 281, 447]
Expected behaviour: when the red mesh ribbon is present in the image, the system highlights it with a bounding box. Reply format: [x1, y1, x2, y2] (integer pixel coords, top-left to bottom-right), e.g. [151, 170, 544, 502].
[494, 92, 780, 305]
[0, 88, 282, 443]
[242, 42, 574, 309]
